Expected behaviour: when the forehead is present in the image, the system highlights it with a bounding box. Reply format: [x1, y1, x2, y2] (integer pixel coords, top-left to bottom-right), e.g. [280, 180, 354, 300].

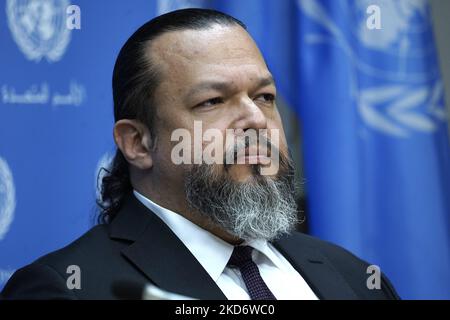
[149, 24, 270, 83]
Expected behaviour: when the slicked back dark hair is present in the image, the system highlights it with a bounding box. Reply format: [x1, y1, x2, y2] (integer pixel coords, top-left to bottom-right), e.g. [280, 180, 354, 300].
[97, 8, 246, 224]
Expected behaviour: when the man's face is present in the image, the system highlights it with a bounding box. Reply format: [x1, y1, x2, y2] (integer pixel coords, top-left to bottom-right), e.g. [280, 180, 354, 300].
[141, 24, 297, 241]
[150, 24, 289, 183]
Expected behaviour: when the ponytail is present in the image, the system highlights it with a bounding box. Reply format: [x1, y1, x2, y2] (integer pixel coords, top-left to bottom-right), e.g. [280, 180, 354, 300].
[96, 150, 132, 223]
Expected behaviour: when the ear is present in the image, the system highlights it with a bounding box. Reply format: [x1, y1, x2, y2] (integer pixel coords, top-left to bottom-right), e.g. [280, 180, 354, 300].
[113, 119, 153, 170]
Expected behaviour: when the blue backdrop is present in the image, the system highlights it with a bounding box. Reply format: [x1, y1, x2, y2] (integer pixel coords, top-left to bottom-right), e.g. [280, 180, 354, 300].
[1, 0, 449, 299]
[0, 0, 154, 289]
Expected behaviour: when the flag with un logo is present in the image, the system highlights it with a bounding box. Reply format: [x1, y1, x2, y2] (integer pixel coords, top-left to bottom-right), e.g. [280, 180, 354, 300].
[0, 0, 154, 291]
[293, 0, 450, 299]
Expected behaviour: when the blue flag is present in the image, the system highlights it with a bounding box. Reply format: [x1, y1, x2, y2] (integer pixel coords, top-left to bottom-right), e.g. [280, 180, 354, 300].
[295, 0, 450, 299]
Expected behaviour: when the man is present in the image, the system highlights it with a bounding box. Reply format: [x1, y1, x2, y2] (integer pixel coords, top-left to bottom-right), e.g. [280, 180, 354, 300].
[1, 9, 399, 300]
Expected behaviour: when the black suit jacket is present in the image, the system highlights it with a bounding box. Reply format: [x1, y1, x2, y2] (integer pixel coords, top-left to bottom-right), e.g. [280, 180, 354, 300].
[1, 194, 399, 300]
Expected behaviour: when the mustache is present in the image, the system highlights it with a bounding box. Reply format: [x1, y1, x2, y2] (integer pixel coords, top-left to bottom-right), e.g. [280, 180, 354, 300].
[223, 134, 278, 165]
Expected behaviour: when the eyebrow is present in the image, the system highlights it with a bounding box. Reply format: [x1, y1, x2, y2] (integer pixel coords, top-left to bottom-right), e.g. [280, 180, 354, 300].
[185, 75, 275, 101]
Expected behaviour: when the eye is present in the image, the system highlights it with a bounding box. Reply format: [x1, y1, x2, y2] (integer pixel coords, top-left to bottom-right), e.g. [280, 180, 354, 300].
[254, 93, 275, 104]
[195, 97, 224, 108]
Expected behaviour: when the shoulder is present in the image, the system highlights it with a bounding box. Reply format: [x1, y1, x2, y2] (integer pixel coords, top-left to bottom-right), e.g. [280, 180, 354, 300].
[279, 231, 370, 267]
[284, 231, 366, 265]
[1, 224, 119, 300]
[276, 231, 400, 299]
[29, 224, 112, 269]
[1, 262, 77, 300]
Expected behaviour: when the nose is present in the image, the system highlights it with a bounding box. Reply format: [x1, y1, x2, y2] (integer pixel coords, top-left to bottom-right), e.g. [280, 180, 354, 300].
[232, 96, 268, 131]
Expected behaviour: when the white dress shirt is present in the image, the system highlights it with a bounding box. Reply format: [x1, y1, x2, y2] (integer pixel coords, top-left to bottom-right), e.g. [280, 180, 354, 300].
[134, 190, 318, 300]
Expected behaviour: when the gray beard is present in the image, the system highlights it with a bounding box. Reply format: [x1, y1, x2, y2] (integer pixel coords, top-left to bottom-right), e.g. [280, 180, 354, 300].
[184, 159, 299, 242]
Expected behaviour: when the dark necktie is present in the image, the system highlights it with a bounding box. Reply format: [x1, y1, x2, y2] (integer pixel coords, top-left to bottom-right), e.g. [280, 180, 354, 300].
[227, 246, 277, 300]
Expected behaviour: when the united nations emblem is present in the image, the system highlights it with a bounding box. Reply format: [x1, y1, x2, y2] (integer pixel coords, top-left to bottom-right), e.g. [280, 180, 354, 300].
[0, 157, 16, 241]
[6, 0, 71, 62]
[298, 0, 447, 137]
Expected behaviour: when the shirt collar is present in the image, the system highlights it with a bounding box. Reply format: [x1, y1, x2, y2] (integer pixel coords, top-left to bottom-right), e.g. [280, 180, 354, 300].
[133, 190, 283, 281]
[245, 238, 287, 271]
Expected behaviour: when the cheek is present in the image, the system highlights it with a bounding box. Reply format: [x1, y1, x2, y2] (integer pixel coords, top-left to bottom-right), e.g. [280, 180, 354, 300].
[152, 125, 182, 167]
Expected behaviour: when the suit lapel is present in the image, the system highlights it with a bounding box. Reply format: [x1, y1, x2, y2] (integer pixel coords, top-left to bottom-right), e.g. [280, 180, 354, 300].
[109, 195, 358, 300]
[273, 234, 358, 300]
[109, 194, 227, 300]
